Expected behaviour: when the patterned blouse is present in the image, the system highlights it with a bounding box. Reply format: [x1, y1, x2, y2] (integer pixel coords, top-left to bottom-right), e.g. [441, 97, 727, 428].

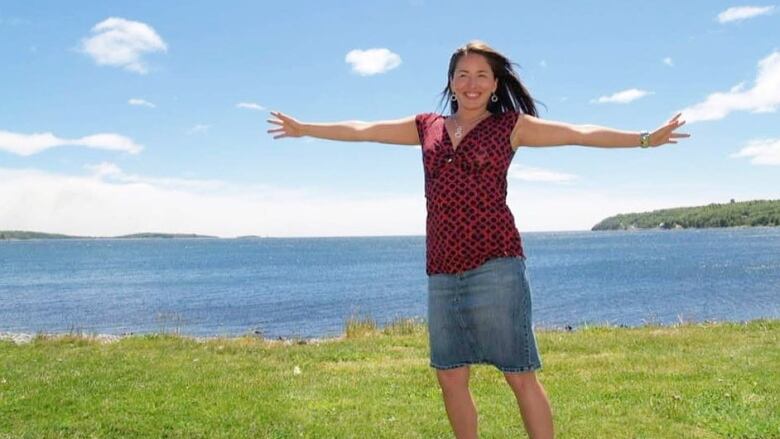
[415, 111, 525, 275]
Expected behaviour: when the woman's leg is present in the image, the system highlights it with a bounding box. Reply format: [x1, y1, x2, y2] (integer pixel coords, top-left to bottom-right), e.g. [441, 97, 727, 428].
[503, 371, 554, 439]
[436, 366, 478, 439]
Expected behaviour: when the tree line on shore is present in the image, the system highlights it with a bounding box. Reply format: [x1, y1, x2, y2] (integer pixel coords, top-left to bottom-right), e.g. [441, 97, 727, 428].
[592, 199, 780, 230]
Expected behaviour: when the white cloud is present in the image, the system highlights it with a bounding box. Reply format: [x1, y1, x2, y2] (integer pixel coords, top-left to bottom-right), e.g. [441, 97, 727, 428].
[679, 51, 780, 122]
[84, 162, 227, 191]
[80, 17, 167, 74]
[187, 124, 210, 135]
[663, 57, 674, 67]
[731, 138, 780, 165]
[591, 88, 653, 104]
[85, 162, 123, 177]
[508, 165, 578, 183]
[128, 98, 155, 108]
[236, 102, 265, 111]
[78, 134, 143, 153]
[345, 48, 401, 76]
[0, 130, 143, 156]
[0, 167, 424, 237]
[1, 166, 774, 236]
[717, 6, 775, 23]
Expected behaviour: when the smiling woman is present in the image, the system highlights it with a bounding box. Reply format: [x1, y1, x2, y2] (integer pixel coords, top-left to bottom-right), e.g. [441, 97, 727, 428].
[267, 40, 690, 439]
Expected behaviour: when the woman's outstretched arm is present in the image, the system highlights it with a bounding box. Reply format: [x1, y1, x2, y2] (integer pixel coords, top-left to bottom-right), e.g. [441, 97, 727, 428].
[511, 112, 690, 149]
[267, 111, 420, 145]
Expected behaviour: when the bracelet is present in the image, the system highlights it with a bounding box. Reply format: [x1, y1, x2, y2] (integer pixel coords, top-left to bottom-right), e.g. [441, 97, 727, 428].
[639, 131, 650, 148]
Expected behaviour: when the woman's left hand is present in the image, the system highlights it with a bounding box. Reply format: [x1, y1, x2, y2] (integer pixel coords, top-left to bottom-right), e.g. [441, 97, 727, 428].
[650, 112, 691, 146]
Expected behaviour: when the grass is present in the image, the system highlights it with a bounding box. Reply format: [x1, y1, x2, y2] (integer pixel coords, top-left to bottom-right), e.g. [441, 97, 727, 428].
[0, 319, 778, 438]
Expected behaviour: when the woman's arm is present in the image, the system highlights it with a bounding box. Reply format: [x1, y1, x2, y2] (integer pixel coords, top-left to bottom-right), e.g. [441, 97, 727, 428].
[267, 111, 420, 145]
[511, 112, 690, 149]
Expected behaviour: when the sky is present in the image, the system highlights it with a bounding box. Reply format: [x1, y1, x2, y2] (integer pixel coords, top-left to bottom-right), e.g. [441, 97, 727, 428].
[1, 1, 778, 237]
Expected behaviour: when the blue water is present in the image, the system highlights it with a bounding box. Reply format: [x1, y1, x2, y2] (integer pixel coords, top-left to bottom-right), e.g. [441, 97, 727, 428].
[1, 228, 779, 338]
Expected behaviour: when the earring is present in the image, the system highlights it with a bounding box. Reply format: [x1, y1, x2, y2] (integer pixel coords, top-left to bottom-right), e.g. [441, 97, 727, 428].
[451, 94, 457, 102]
[490, 93, 498, 103]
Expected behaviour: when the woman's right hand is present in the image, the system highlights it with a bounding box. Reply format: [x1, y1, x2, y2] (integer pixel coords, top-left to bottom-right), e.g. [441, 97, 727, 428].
[267, 111, 305, 139]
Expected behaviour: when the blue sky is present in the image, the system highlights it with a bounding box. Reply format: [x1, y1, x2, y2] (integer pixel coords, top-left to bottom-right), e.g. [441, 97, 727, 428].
[1, 1, 778, 237]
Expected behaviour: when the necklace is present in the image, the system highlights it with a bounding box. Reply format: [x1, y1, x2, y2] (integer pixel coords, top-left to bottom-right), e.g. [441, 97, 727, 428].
[453, 112, 491, 138]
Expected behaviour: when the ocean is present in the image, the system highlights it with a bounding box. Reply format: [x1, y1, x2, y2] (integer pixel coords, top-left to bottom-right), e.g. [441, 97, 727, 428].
[1, 228, 779, 338]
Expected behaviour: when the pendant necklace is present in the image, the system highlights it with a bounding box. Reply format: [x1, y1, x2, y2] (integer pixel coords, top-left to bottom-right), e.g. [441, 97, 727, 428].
[453, 112, 491, 139]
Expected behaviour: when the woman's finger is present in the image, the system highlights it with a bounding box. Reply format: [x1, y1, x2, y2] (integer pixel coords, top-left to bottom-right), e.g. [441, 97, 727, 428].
[267, 111, 302, 139]
[273, 112, 293, 123]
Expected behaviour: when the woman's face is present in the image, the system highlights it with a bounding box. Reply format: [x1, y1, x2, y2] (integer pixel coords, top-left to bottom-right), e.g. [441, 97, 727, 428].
[450, 53, 497, 112]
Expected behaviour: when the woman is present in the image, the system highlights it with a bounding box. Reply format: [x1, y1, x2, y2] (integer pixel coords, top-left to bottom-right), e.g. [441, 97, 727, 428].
[267, 41, 689, 439]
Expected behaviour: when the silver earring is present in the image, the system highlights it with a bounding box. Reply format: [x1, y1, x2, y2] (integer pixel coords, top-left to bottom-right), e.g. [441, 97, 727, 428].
[490, 93, 498, 103]
[451, 94, 457, 102]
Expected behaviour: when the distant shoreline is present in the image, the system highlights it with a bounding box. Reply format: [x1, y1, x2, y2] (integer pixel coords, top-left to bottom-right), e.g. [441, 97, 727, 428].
[3, 226, 780, 241]
[0, 231, 221, 240]
[4, 317, 778, 345]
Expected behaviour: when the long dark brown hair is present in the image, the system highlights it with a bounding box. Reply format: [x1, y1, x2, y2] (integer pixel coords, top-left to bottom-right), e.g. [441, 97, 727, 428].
[439, 41, 541, 117]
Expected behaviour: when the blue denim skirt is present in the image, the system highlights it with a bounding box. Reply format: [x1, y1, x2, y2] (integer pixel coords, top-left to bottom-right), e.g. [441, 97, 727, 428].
[427, 256, 542, 373]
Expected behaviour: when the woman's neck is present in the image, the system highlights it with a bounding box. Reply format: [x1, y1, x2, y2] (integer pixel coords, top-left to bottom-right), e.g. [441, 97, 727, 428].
[454, 108, 491, 123]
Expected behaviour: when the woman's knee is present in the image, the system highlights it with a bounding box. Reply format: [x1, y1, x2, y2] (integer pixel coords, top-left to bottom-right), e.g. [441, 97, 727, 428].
[503, 370, 538, 391]
[435, 366, 470, 393]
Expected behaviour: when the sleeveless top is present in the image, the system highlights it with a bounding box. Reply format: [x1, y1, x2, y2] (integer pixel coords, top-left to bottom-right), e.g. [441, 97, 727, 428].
[415, 111, 525, 275]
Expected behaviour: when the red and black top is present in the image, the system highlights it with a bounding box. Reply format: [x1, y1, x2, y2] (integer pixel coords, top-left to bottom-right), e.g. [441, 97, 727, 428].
[415, 111, 525, 275]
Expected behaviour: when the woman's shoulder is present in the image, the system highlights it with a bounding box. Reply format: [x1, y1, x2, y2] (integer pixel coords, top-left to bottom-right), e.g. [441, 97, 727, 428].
[494, 110, 520, 130]
[416, 112, 444, 124]
[415, 112, 445, 135]
[415, 112, 445, 145]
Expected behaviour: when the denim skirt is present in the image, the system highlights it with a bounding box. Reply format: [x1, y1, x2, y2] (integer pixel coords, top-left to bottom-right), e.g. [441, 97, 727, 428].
[427, 256, 542, 373]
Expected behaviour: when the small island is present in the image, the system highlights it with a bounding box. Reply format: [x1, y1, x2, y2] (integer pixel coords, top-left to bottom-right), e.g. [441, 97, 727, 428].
[0, 231, 218, 240]
[592, 199, 780, 231]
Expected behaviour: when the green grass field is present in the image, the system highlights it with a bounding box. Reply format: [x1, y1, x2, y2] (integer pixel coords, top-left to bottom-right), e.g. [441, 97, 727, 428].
[1, 319, 778, 438]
